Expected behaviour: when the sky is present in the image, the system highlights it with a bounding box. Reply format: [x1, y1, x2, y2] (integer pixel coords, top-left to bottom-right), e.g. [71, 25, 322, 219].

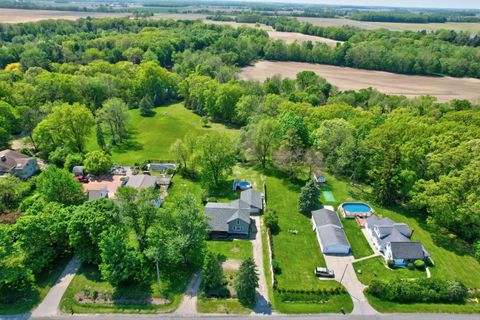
[242, 0, 480, 9]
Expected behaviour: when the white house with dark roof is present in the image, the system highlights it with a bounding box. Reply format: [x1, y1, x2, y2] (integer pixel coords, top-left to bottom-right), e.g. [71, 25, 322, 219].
[311, 208, 351, 255]
[0, 149, 38, 179]
[365, 215, 430, 267]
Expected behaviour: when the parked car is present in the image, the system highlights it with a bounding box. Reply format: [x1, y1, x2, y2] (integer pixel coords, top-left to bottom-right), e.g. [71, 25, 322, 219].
[74, 175, 89, 183]
[315, 267, 335, 278]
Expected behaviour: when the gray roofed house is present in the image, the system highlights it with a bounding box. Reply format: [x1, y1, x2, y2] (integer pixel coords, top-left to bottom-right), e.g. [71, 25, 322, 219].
[205, 200, 251, 236]
[72, 166, 84, 176]
[240, 189, 263, 213]
[311, 208, 351, 255]
[365, 214, 430, 267]
[126, 174, 157, 190]
[88, 188, 108, 201]
[0, 149, 38, 179]
[312, 208, 342, 228]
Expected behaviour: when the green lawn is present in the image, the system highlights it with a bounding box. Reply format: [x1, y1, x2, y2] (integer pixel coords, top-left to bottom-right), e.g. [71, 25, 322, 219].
[272, 292, 353, 314]
[60, 264, 192, 314]
[206, 240, 252, 261]
[197, 298, 251, 314]
[321, 173, 480, 289]
[0, 255, 71, 315]
[342, 218, 373, 259]
[353, 256, 426, 285]
[87, 103, 239, 165]
[366, 293, 480, 314]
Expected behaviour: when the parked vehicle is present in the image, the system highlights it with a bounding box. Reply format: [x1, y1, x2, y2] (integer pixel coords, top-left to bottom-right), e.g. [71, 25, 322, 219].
[315, 267, 335, 278]
[74, 175, 89, 183]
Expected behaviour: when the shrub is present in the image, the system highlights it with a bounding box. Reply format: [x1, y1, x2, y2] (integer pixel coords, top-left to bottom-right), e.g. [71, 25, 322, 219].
[264, 209, 279, 234]
[474, 240, 480, 262]
[64, 153, 83, 172]
[414, 259, 425, 270]
[367, 278, 467, 303]
[271, 259, 281, 274]
[84, 151, 112, 175]
[406, 262, 415, 270]
[387, 259, 395, 268]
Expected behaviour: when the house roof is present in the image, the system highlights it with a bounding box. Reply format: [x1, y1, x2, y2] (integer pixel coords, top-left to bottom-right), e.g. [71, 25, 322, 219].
[389, 242, 428, 260]
[88, 189, 108, 201]
[126, 174, 157, 189]
[72, 166, 84, 176]
[205, 200, 251, 232]
[0, 149, 32, 171]
[240, 189, 263, 210]
[317, 225, 350, 248]
[379, 228, 410, 244]
[312, 208, 342, 228]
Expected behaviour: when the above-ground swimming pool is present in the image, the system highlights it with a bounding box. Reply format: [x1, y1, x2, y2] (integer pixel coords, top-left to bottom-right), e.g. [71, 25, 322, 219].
[340, 202, 373, 218]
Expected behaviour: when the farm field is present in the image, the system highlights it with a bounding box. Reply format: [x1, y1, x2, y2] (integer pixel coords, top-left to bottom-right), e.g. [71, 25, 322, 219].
[0, 8, 127, 23]
[296, 17, 480, 33]
[240, 61, 480, 103]
[86, 103, 239, 165]
[267, 31, 343, 46]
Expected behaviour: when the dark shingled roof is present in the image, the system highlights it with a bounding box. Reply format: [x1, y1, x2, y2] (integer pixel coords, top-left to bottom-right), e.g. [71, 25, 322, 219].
[390, 242, 429, 260]
[205, 200, 250, 232]
[240, 189, 263, 210]
[312, 208, 342, 228]
[0, 149, 31, 170]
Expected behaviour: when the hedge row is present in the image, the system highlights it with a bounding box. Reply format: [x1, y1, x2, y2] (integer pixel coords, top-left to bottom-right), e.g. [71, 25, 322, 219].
[367, 278, 468, 303]
[275, 287, 346, 295]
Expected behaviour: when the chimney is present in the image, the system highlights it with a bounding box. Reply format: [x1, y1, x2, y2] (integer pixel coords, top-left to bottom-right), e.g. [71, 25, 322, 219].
[0, 155, 6, 161]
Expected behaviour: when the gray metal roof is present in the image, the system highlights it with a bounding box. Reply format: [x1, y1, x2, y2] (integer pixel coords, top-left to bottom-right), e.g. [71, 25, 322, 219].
[390, 242, 428, 260]
[88, 189, 108, 201]
[312, 208, 342, 228]
[126, 174, 157, 189]
[205, 200, 251, 232]
[317, 225, 351, 248]
[240, 189, 263, 210]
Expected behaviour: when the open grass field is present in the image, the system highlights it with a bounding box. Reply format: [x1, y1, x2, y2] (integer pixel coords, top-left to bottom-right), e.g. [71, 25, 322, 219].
[197, 297, 250, 314]
[240, 61, 480, 103]
[206, 240, 252, 261]
[0, 8, 127, 23]
[0, 255, 70, 315]
[87, 103, 239, 165]
[296, 17, 480, 33]
[353, 256, 426, 285]
[60, 264, 192, 314]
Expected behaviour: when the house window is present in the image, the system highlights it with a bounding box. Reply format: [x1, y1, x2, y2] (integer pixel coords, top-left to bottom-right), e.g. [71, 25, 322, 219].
[234, 226, 243, 231]
[236, 220, 240, 225]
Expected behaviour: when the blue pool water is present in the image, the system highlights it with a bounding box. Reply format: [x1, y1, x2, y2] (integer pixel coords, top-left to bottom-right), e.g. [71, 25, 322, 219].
[342, 203, 372, 213]
[239, 181, 251, 188]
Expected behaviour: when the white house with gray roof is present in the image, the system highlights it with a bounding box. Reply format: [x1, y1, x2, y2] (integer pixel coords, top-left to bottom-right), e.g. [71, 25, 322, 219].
[365, 215, 430, 266]
[311, 208, 351, 255]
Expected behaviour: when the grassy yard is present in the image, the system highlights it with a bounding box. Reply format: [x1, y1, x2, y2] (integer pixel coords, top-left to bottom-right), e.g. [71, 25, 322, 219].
[87, 103, 239, 165]
[0, 255, 70, 315]
[272, 292, 353, 314]
[342, 218, 373, 259]
[197, 298, 250, 314]
[366, 293, 480, 314]
[321, 173, 480, 289]
[60, 264, 192, 314]
[353, 256, 426, 285]
[206, 240, 252, 261]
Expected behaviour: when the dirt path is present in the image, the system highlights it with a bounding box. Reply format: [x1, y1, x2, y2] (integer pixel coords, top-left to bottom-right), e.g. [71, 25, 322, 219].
[174, 272, 201, 316]
[31, 256, 81, 317]
[250, 216, 272, 315]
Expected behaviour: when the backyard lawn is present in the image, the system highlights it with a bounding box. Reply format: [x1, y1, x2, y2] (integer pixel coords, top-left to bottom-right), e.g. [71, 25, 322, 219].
[206, 240, 252, 261]
[87, 103, 239, 165]
[60, 264, 192, 314]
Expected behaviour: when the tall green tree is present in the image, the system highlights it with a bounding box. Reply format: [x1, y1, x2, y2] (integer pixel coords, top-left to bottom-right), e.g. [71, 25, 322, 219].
[202, 251, 224, 293]
[36, 166, 85, 205]
[244, 118, 280, 168]
[234, 258, 259, 306]
[96, 98, 129, 145]
[298, 180, 321, 215]
[84, 151, 112, 175]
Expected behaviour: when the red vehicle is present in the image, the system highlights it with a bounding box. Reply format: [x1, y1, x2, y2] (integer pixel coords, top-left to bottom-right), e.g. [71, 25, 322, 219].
[74, 175, 89, 183]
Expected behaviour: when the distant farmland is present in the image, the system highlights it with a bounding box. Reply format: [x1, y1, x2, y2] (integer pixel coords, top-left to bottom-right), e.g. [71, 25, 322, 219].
[240, 61, 480, 103]
[0, 8, 127, 23]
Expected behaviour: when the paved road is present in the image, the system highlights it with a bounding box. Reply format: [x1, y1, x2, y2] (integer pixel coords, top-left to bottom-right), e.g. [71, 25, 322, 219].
[250, 216, 272, 315]
[323, 255, 377, 316]
[30, 256, 81, 318]
[18, 313, 480, 320]
[174, 272, 201, 316]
